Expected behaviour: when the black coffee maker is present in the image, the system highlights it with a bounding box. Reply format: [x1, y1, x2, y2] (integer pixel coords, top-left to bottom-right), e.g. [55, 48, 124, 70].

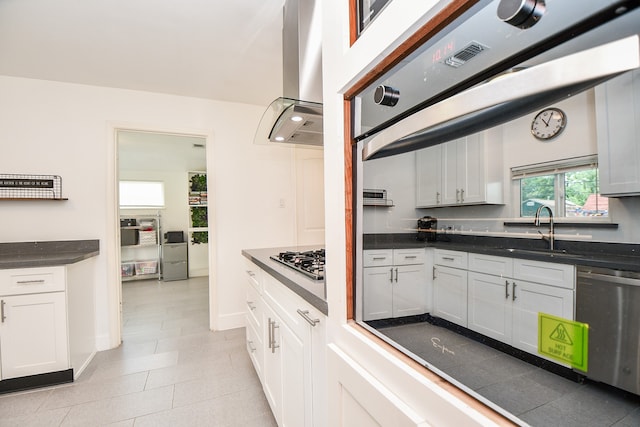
[417, 216, 437, 242]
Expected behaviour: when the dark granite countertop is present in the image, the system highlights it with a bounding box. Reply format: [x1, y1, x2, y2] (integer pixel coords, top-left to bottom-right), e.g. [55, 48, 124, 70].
[242, 246, 328, 315]
[0, 240, 100, 269]
[364, 234, 640, 272]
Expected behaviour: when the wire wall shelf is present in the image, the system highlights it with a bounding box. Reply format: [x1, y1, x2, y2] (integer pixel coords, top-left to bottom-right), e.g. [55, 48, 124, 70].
[0, 174, 67, 200]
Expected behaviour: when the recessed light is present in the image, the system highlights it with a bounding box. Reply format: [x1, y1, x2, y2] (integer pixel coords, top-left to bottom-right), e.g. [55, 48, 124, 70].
[291, 115, 303, 122]
[275, 136, 285, 142]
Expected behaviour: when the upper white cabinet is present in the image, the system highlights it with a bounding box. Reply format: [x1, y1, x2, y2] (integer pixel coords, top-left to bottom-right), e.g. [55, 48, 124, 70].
[416, 133, 503, 207]
[595, 69, 640, 196]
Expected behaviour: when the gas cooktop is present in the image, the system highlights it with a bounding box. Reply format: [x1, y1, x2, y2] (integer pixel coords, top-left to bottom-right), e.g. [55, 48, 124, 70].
[270, 249, 325, 280]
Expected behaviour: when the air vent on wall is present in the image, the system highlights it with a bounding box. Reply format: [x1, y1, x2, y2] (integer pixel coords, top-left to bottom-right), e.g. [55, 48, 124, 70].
[445, 42, 488, 68]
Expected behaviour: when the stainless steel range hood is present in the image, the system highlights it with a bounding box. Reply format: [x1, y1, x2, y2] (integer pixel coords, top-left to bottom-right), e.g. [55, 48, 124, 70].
[255, 0, 323, 146]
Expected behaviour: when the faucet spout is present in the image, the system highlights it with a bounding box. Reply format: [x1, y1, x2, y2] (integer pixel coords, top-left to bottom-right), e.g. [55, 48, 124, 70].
[534, 205, 554, 251]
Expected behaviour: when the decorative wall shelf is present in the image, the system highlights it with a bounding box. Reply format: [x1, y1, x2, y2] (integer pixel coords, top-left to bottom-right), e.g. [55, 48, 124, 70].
[0, 174, 67, 200]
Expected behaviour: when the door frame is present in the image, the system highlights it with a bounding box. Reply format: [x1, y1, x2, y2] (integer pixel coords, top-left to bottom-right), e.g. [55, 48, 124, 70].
[107, 122, 216, 347]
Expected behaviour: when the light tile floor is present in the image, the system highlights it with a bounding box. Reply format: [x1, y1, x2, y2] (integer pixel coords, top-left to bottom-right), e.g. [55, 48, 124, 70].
[0, 277, 277, 427]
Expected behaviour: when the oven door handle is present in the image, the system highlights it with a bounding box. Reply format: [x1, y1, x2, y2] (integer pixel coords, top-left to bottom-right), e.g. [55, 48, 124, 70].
[363, 35, 640, 160]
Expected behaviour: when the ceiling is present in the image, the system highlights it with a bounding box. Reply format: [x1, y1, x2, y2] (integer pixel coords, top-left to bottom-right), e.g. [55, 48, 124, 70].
[0, 0, 285, 107]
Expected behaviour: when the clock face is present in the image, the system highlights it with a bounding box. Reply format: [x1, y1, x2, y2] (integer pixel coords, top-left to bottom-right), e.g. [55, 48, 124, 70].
[531, 108, 566, 140]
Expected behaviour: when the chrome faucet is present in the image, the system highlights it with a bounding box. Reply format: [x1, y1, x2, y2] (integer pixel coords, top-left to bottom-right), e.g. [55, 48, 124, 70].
[534, 205, 554, 251]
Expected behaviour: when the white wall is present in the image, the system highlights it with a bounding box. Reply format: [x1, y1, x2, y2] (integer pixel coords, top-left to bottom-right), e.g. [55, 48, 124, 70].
[0, 75, 298, 348]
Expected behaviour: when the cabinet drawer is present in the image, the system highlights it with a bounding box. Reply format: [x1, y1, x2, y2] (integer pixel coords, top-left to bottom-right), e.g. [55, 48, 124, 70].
[468, 253, 513, 277]
[393, 249, 426, 266]
[513, 259, 575, 289]
[246, 282, 262, 331]
[162, 243, 187, 262]
[0, 266, 66, 296]
[244, 260, 262, 293]
[434, 249, 468, 269]
[363, 250, 393, 267]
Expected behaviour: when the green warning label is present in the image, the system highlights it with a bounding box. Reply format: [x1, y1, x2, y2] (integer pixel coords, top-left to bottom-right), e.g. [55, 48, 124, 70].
[538, 313, 588, 371]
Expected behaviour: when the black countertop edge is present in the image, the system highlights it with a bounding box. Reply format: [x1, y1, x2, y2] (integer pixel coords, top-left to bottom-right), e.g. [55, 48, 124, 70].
[504, 221, 618, 229]
[0, 240, 100, 269]
[241, 247, 328, 316]
[363, 234, 640, 272]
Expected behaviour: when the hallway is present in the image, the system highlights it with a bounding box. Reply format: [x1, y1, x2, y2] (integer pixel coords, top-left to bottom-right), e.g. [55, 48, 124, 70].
[0, 277, 276, 426]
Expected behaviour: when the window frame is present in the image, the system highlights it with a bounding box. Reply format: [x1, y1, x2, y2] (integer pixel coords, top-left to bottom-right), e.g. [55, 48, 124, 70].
[119, 180, 165, 209]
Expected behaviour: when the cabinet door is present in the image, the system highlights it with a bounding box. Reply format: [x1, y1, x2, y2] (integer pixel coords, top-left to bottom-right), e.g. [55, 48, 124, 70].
[432, 265, 468, 327]
[393, 265, 428, 318]
[511, 280, 574, 360]
[0, 292, 68, 379]
[262, 304, 283, 424]
[467, 272, 512, 344]
[595, 69, 640, 196]
[363, 266, 393, 321]
[416, 145, 442, 207]
[441, 140, 460, 205]
[279, 315, 307, 427]
[458, 133, 486, 204]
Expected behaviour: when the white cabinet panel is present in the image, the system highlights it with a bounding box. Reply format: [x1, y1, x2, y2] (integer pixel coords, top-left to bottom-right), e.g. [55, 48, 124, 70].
[468, 272, 512, 343]
[432, 265, 468, 327]
[0, 292, 68, 379]
[595, 69, 640, 196]
[363, 266, 394, 321]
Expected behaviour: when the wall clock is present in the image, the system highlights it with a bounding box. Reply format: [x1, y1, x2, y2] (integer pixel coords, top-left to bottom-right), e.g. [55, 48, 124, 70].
[531, 108, 567, 140]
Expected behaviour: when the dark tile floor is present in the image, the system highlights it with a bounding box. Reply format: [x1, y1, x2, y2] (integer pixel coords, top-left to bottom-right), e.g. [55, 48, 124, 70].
[378, 321, 640, 427]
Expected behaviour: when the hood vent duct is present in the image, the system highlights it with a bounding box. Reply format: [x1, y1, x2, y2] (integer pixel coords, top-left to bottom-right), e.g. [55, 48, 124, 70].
[255, 0, 323, 146]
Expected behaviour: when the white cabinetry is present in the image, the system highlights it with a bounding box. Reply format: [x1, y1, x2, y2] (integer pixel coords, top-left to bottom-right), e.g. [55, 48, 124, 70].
[244, 261, 326, 427]
[432, 250, 468, 327]
[595, 69, 640, 196]
[416, 133, 503, 207]
[362, 249, 429, 321]
[0, 267, 68, 379]
[467, 253, 574, 361]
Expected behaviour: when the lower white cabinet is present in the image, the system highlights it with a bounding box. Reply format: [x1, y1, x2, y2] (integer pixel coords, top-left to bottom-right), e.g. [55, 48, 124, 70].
[433, 250, 468, 327]
[466, 253, 574, 362]
[362, 249, 429, 321]
[0, 292, 68, 379]
[0, 266, 69, 380]
[244, 260, 326, 427]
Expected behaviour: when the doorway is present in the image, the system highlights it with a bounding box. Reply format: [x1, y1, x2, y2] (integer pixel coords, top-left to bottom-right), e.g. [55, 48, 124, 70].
[116, 128, 211, 342]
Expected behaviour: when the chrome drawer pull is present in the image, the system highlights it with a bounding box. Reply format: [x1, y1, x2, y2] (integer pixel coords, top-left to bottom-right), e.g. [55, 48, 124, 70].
[16, 279, 46, 285]
[404, 255, 417, 259]
[247, 340, 257, 353]
[247, 301, 256, 311]
[1, 300, 5, 323]
[505, 280, 510, 299]
[297, 309, 320, 326]
[442, 257, 455, 261]
[372, 257, 387, 260]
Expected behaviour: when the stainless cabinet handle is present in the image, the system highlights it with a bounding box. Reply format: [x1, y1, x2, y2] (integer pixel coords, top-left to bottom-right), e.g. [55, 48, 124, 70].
[247, 301, 256, 311]
[16, 279, 45, 285]
[404, 255, 417, 259]
[442, 257, 455, 261]
[247, 340, 257, 353]
[512, 282, 517, 301]
[460, 189, 464, 203]
[505, 280, 510, 299]
[271, 321, 279, 353]
[456, 189, 460, 203]
[246, 270, 255, 277]
[394, 268, 398, 282]
[297, 309, 320, 326]
[389, 267, 393, 283]
[267, 318, 272, 349]
[433, 266, 437, 280]
[372, 256, 387, 260]
[1, 300, 5, 323]
[436, 191, 440, 204]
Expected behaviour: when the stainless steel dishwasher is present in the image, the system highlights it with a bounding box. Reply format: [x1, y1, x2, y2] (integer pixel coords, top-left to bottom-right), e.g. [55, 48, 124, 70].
[575, 266, 640, 395]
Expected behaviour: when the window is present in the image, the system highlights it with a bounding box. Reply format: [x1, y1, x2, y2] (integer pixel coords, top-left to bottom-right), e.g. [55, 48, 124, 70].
[119, 181, 165, 208]
[512, 156, 608, 219]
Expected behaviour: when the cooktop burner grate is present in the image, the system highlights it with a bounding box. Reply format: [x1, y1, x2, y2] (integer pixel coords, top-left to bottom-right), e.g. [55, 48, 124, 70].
[270, 249, 325, 280]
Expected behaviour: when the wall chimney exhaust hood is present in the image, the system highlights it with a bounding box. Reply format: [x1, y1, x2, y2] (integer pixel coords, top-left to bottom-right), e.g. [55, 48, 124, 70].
[255, 0, 323, 146]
